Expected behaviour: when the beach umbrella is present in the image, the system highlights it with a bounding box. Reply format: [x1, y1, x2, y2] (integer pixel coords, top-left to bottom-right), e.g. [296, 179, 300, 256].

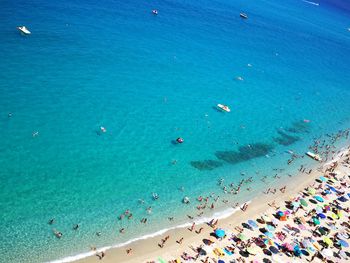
[317, 213, 326, 219]
[314, 196, 324, 202]
[315, 205, 323, 213]
[276, 211, 284, 217]
[198, 248, 207, 256]
[279, 215, 287, 221]
[337, 232, 349, 240]
[158, 257, 167, 263]
[347, 193, 350, 198]
[308, 188, 316, 195]
[266, 225, 275, 232]
[321, 248, 333, 258]
[337, 210, 343, 218]
[218, 260, 225, 263]
[300, 199, 308, 207]
[312, 217, 320, 225]
[339, 250, 349, 260]
[247, 246, 259, 255]
[319, 176, 327, 182]
[298, 224, 307, 230]
[264, 232, 274, 239]
[338, 196, 348, 202]
[248, 219, 258, 228]
[302, 239, 312, 249]
[330, 212, 339, 220]
[215, 229, 225, 238]
[327, 185, 338, 193]
[323, 237, 333, 247]
[238, 233, 247, 241]
[323, 204, 330, 211]
[294, 245, 301, 256]
[269, 246, 279, 254]
[338, 239, 349, 248]
[283, 243, 294, 251]
[318, 227, 327, 236]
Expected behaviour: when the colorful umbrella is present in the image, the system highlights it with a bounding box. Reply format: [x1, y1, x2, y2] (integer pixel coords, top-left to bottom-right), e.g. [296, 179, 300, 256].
[315, 205, 323, 213]
[330, 212, 339, 220]
[269, 246, 279, 254]
[319, 176, 327, 182]
[248, 220, 258, 228]
[215, 229, 225, 238]
[283, 243, 294, 251]
[246, 246, 259, 255]
[323, 237, 333, 247]
[300, 199, 308, 207]
[308, 187, 316, 195]
[238, 233, 247, 241]
[312, 217, 320, 225]
[338, 239, 349, 248]
[266, 225, 275, 232]
[321, 248, 333, 258]
[317, 213, 326, 219]
[314, 196, 324, 202]
[264, 232, 274, 239]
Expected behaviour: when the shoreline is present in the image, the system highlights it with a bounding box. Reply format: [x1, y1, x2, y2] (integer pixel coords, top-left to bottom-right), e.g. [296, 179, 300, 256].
[57, 145, 349, 263]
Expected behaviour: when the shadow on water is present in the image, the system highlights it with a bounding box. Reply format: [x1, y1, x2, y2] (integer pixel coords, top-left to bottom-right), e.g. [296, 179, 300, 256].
[212, 106, 225, 113]
[285, 120, 310, 133]
[273, 130, 300, 146]
[215, 143, 274, 165]
[190, 160, 223, 171]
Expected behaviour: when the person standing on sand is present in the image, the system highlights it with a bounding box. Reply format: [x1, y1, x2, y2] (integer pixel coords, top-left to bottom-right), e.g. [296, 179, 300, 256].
[177, 237, 184, 244]
[190, 222, 195, 231]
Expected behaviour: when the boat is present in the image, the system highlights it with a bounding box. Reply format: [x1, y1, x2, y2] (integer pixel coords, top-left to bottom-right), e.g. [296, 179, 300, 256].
[176, 137, 184, 143]
[306, 151, 322, 161]
[183, 197, 190, 204]
[17, 26, 31, 35]
[217, 104, 231, 112]
[152, 9, 158, 15]
[240, 13, 248, 19]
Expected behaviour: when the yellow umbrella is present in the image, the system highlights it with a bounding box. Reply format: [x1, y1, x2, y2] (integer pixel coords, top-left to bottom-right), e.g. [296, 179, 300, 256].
[324, 237, 333, 247]
[331, 212, 339, 220]
[337, 210, 343, 218]
[308, 187, 316, 195]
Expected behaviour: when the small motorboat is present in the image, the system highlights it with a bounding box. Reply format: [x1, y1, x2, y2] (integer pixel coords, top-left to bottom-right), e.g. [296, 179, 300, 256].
[183, 197, 190, 204]
[100, 126, 107, 133]
[240, 13, 248, 19]
[217, 104, 231, 112]
[17, 26, 31, 35]
[152, 9, 158, 15]
[176, 137, 184, 144]
[306, 151, 322, 161]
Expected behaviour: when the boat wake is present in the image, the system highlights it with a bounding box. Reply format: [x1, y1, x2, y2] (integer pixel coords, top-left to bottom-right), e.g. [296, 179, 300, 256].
[302, 0, 319, 6]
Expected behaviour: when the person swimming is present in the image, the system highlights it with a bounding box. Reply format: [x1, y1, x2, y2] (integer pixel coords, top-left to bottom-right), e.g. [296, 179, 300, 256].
[152, 9, 158, 15]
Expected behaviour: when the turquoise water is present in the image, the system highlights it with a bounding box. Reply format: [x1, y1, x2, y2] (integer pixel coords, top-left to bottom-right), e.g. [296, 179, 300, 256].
[1, 0, 350, 262]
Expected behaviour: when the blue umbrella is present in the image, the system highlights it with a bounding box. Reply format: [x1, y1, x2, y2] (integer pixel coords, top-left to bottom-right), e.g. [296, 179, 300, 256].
[338, 239, 349, 248]
[269, 246, 279, 254]
[264, 231, 274, 238]
[266, 225, 276, 232]
[314, 196, 324, 202]
[218, 260, 225, 263]
[317, 213, 326, 219]
[338, 196, 348, 202]
[319, 176, 327, 182]
[327, 185, 339, 193]
[347, 193, 350, 198]
[215, 229, 225, 238]
[248, 219, 258, 228]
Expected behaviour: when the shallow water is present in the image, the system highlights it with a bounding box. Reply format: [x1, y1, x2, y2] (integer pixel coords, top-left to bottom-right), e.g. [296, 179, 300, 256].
[0, 0, 350, 262]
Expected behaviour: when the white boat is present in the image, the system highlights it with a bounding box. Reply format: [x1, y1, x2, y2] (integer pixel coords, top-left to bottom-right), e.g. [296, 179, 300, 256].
[217, 104, 231, 112]
[306, 151, 322, 161]
[17, 26, 31, 35]
[240, 13, 248, 19]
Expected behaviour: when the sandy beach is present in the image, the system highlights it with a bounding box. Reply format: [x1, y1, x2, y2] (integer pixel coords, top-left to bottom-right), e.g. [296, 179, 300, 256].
[73, 143, 350, 263]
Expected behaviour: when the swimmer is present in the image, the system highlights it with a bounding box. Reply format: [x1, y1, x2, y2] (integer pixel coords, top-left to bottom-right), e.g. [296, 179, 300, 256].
[8, 112, 12, 117]
[32, 131, 39, 137]
[48, 218, 55, 225]
[236, 76, 244, 81]
[100, 126, 106, 133]
[73, 224, 79, 230]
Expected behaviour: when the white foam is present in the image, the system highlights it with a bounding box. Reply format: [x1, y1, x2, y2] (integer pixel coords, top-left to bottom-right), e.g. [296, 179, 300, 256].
[324, 147, 349, 167]
[47, 200, 251, 263]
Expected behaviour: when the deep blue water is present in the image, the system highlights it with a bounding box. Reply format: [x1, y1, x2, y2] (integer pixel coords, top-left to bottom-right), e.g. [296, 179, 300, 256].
[0, 0, 350, 262]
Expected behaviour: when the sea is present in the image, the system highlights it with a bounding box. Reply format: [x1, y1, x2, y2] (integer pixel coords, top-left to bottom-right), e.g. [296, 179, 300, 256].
[0, 0, 350, 262]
